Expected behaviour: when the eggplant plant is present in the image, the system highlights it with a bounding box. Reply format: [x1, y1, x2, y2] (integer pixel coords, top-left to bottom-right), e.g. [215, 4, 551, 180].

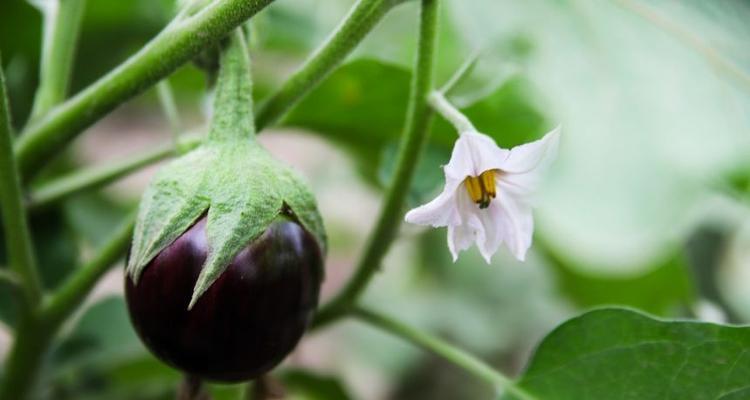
[0, 0, 749, 399]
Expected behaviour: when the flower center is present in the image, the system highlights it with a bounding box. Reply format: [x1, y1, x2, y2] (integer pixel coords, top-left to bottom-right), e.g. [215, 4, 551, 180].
[464, 170, 496, 209]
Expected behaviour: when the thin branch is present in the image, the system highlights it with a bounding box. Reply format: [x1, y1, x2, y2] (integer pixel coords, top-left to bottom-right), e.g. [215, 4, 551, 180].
[15, 0, 276, 182]
[438, 48, 481, 95]
[314, 0, 440, 328]
[0, 55, 43, 307]
[28, 135, 201, 210]
[352, 306, 538, 400]
[29, 0, 87, 121]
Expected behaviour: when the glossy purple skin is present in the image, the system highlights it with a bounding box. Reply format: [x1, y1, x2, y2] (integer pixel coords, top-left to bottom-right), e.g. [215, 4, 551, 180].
[125, 217, 323, 382]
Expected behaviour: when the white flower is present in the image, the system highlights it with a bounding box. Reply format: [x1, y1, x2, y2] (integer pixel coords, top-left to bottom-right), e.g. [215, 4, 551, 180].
[405, 127, 560, 263]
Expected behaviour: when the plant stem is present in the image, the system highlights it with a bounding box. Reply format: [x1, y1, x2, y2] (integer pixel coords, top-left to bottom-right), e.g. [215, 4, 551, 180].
[0, 315, 50, 400]
[15, 0, 276, 181]
[208, 29, 256, 142]
[41, 212, 135, 329]
[0, 56, 43, 308]
[313, 0, 439, 328]
[255, 0, 399, 130]
[28, 135, 201, 210]
[352, 307, 538, 400]
[29, 0, 87, 121]
[428, 91, 476, 133]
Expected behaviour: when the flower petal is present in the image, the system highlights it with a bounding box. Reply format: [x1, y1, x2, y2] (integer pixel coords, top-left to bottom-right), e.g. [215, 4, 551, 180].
[477, 203, 504, 263]
[447, 224, 474, 262]
[444, 131, 509, 181]
[495, 192, 534, 261]
[497, 170, 540, 201]
[447, 189, 486, 262]
[500, 126, 560, 174]
[405, 183, 460, 227]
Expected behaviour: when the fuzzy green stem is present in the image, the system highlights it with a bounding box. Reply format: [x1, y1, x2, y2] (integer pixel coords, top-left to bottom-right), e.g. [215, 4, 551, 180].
[15, 0, 275, 181]
[0, 315, 50, 400]
[29, 0, 87, 121]
[428, 91, 476, 133]
[28, 135, 201, 210]
[208, 29, 255, 143]
[353, 307, 538, 400]
[0, 56, 43, 308]
[255, 0, 400, 130]
[313, 0, 439, 328]
[0, 62, 46, 398]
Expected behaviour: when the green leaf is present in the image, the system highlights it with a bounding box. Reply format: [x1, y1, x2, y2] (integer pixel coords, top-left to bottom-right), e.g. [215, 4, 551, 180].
[127, 146, 212, 281]
[508, 308, 750, 400]
[280, 369, 354, 400]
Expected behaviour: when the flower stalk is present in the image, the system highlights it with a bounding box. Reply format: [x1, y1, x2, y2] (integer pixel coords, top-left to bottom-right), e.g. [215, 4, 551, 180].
[428, 91, 476, 133]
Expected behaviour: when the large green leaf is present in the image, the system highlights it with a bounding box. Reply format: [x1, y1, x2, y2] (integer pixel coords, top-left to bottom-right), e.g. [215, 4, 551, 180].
[508, 308, 750, 400]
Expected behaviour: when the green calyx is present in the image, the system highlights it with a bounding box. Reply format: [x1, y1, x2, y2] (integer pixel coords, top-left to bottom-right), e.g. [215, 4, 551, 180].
[126, 30, 326, 309]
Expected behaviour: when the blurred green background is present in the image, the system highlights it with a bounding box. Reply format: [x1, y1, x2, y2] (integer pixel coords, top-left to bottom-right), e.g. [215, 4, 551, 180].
[1, 0, 749, 398]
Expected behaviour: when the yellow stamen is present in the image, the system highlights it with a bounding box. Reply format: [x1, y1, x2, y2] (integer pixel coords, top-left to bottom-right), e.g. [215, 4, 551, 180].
[464, 170, 498, 209]
[465, 176, 483, 204]
[480, 170, 496, 198]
